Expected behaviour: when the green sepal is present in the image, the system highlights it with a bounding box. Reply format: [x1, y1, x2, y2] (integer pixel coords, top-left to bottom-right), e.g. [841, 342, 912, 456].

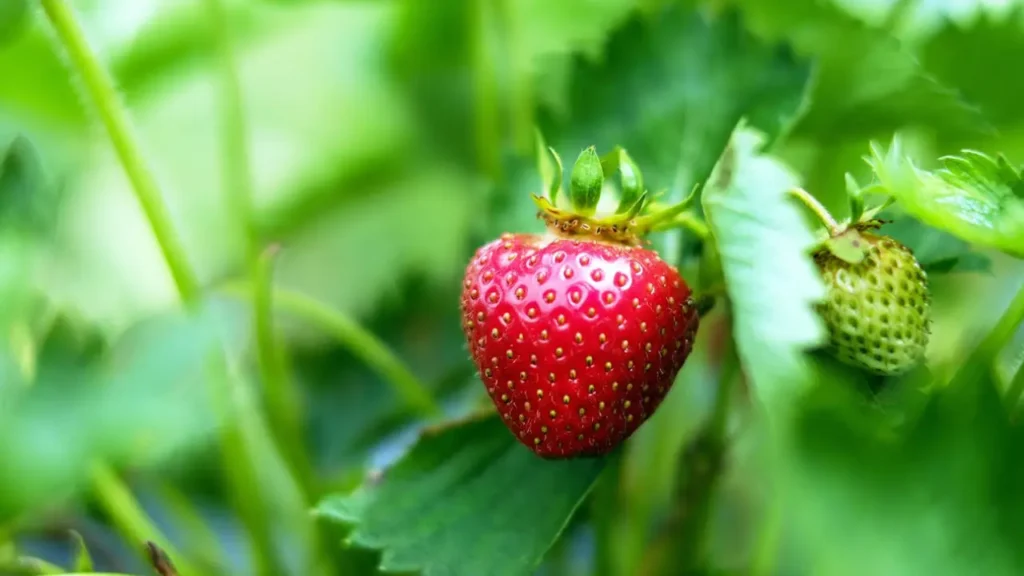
[535, 130, 564, 207]
[824, 228, 870, 264]
[569, 146, 604, 216]
[634, 183, 701, 232]
[599, 146, 645, 214]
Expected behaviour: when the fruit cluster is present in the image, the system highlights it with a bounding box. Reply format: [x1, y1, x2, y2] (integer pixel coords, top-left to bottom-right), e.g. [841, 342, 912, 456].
[462, 146, 932, 460]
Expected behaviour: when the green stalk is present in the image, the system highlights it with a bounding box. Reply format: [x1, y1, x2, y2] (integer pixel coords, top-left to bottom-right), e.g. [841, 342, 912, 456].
[203, 0, 312, 495]
[40, 3, 200, 573]
[591, 450, 626, 576]
[1005, 361, 1024, 418]
[252, 248, 314, 488]
[151, 482, 226, 571]
[89, 464, 199, 576]
[40, 0, 199, 302]
[219, 283, 442, 418]
[203, 0, 322, 573]
[642, 333, 737, 575]
[471, 0, 501, 177]
[788, 187, 841, 236]
[947, 282, 1024, 394]
[978, 283, 1024, 365]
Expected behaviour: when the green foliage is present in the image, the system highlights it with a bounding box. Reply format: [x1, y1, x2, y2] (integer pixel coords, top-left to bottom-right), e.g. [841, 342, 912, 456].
[0, 303, 225, 521]
[2, 1, 1024, 575]
[782, 366, 1024, 576]
[920, 10, 1024, 126]
[0, 136, 59, 238]
[541, 4, 813, 194]
[868, 139, 1024, 258]
[703, 128, 826, 408]
[735, 0, 988, 141]
[315, 414, 606, 576]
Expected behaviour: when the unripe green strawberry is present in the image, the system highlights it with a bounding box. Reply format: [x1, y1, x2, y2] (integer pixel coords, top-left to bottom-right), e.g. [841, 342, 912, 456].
[814, 232, 930, 375]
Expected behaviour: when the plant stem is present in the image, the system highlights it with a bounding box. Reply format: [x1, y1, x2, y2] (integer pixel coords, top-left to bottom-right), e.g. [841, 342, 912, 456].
[219, 282, 442, 419]
[89, 464, 199, 576]
[979, 283, 1024, 364]
[750, 498, 782, 576]
[952, 281, 1024, 393]
[40, 3, 202, 573]
[1007, 361, 1024, 419]
[641, 333, 737, 575]
[591, 449, 626, 576]
[203, 0, 313, 495]
[202, 2, 322, 574]
[471, 0, 501, 178]
[252, 248, 315, 490]
[40, 0, 199, 302]
[789, 187, 841, 236]
[150, 482, 226, 571]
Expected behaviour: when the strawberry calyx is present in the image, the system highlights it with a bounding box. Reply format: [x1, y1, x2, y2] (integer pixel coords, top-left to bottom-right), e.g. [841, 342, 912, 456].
[531, 144, 698, 247]
[789, 185, 895, 264]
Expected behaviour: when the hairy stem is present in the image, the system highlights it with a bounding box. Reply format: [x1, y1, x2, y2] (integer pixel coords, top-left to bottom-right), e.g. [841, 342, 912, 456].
[219, 282, 442, 418]
[40, 3, 202, 572]
[40, 0, 199, 302]
[789, 187, 841, 236]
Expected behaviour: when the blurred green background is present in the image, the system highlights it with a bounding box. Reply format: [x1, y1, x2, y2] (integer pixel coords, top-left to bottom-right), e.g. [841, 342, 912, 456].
[1, 0, 1024, 575]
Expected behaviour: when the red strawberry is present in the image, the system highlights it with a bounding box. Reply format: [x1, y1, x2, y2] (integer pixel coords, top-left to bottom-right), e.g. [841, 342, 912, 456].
[460, 146, 702, 459]
[460, 232, 698, 458]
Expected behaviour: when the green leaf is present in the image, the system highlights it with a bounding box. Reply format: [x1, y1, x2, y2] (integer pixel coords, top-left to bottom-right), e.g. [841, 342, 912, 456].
[702, 127, 826, 410]
[0, 302, 227, 521]
[919, 10, 1024, 126]
[867, 139, 1024, 258]
[315, 413, 606, 576]
[781, 363, 1024, 576]
[0, 136, 60, 238]
[735, 0, 989, 141]
[542, 5, 812, 195]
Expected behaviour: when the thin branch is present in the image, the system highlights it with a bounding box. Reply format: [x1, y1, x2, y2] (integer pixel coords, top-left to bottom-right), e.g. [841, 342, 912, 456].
[219, 282, 442, 419]
[789, 187, 841, 236]
[40, 0, 199, 301]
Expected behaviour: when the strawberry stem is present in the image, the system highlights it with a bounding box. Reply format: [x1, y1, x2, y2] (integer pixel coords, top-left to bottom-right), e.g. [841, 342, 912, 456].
[219, 281, 443, 419]
[789, 187, 841, 236]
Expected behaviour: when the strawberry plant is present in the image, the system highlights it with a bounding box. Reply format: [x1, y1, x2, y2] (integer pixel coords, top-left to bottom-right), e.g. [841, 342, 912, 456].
[1, 1, 1023, 576]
